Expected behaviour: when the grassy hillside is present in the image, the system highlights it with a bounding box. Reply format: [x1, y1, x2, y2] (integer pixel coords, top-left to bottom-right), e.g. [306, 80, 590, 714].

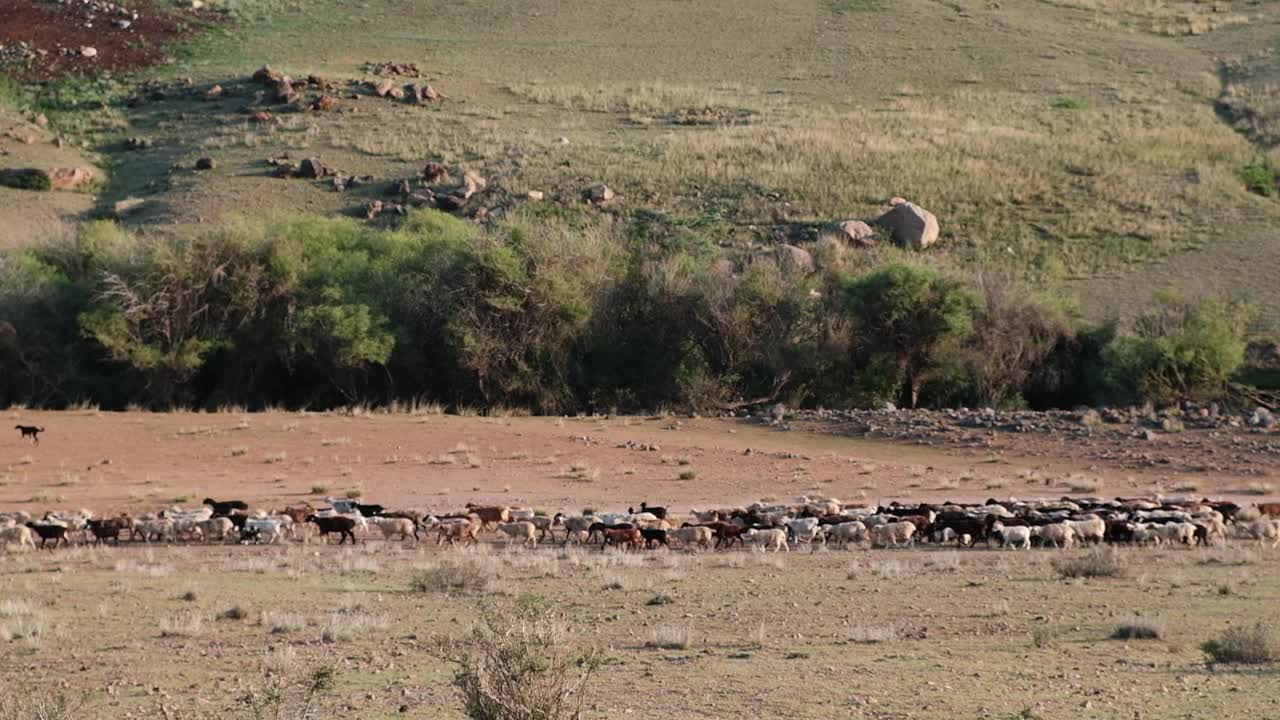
[10, 0, 1280, 322]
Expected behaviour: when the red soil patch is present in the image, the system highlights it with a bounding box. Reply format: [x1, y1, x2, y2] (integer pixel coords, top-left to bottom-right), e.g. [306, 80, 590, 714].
[0, 0, 215, 80]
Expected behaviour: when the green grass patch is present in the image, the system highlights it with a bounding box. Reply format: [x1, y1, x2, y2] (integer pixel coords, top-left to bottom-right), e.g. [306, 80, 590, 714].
[1051, 96, 1089, 110]
[829, 0, 882, 13]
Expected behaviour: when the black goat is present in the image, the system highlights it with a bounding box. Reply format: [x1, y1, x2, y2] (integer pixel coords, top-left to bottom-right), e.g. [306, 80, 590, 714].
[305, 514, 359, 544]
[640, 527, 669, 549]
[628, 502, 667, 520]
[354, 503, 385, 517]
[25, 522, 68, 549]
[203, 498, 249, 516]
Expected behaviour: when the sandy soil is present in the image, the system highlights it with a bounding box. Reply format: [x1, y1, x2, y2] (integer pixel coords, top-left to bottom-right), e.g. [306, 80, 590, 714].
[2, 410, 1276, 518]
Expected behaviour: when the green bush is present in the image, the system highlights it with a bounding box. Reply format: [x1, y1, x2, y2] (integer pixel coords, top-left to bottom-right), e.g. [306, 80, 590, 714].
[1241, 164, 1277, 197]
[1103, 297, 1253, 406]
[0, 169, 52, 191]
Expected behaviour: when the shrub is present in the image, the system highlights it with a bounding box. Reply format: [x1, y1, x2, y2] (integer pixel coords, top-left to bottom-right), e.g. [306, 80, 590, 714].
[219, 605, 249, 621]
[0, 169, 52, 191]
[1241, 163, 1277, 197]
[445, 600, 600, 720]
[1053, 548, 1126, 579]
[0, 687, 85, 720]
[236, 664, 339, 720]
[645, 625, 691, 650]
[412, 562, 494, 595]
[1111, 619, 1162, 640]
[1103, 297, 1253, 406]
[1202, 624, 1277, 665]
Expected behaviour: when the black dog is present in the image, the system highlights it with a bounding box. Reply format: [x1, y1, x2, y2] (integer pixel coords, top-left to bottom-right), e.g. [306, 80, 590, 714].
[15, 425, 43, 444]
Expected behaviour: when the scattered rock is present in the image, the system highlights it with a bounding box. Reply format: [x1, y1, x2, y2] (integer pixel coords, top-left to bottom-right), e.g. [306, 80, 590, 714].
[309, 95, 339, 112]
[371, 78, 396, 98]
[124, 137, 153, 150]
[113, 18, 131, 29]
[252, 65, 282, 84]
[194, 157, 215, 170]
[422, 162, 450, 183]
[526, 190, 544, 201]
[874, 200, 940, 249]
[584, 183, 616, 204]
[80, 46, 98, 59]
[297, 157, 327, 179]
[113, 197, 146, 216]
[273, 79, 298, 104]
[366, 61, 421, 77]
[834, 220, 877, 247]
[251, 111, 274, 123]
[404, 83, 442, 104]
[205, 84, 224, 100]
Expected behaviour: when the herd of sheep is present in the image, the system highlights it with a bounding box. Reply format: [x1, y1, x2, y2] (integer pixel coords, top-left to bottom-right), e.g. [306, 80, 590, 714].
[2, 493, 1279, 553]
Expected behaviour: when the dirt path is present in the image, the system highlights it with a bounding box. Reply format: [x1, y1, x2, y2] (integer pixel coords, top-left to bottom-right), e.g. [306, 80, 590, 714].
[2, 410, 1275, 516]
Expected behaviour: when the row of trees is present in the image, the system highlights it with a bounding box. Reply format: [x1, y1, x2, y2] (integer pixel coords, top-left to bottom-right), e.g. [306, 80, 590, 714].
[0, 210, 1254, 412]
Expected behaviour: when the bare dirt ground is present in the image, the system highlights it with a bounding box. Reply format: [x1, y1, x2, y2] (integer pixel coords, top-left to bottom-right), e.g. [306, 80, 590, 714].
[2, 410, 1278, 515]
[2, 411, 1279, 719]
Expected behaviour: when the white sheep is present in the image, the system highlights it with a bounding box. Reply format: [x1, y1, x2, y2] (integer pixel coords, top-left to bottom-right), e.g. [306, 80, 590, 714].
[1066, 516, 1106, 545]
[994, 523, 1031, 550]
[497, 521, 538, 549]
[746, 527, 788, 552]
[870, 521, 916, 549]
[0, 525, 36, 551]
[671, 525, 713, 550]
[1242, 519, 1279, 548]
[1032, 523, 1075, 549]
[197, 517, 234, 543]
[829, 521, 868, 549]
[372, 517, 416, 541]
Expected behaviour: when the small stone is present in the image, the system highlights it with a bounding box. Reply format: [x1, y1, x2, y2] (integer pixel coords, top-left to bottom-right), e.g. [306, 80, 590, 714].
[526, 190, 544, 201]
[80, 46, 98, 59]
[194, 157, 215, 170]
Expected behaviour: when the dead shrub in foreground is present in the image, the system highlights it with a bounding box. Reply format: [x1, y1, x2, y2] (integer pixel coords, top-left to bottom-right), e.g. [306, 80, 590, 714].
[0, 687, 85, 720]
[443, 599, 600, 720]
[412, 562, 494, 595]
[1202, 623, 1277, 665]
[1053, 548, 1126, 579]
[234, 664, 339, 720]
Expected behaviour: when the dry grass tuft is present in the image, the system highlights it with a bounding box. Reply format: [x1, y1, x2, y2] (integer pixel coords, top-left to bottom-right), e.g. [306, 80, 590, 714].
[1202, 624, 1277, 665]
[1053, 548, 1126, 579]
[1112, 618, 1163, 640]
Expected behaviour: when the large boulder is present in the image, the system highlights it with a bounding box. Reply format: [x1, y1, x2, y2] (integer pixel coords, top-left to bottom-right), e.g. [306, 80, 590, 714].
[584, 183, 616, 204]
[775, 244, 814, 273]
[46, 166, 96, 190]
[834, 220, 877, 247]
[873, 200, 939, 249]
[460, 170, 486, 200]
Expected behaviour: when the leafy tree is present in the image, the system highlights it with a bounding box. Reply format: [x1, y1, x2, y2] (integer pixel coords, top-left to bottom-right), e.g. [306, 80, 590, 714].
[842, 263, 978, 408]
